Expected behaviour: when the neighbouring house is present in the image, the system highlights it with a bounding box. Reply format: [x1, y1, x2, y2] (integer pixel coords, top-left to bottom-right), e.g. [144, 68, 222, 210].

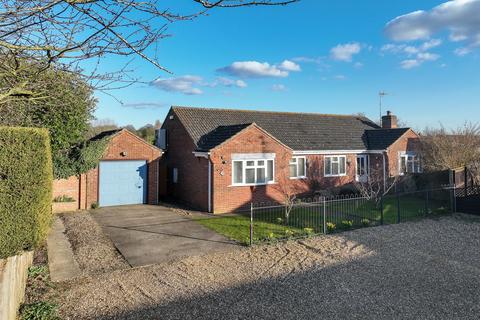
[52, 129, 162, 212]
[157, 106, 421, 214]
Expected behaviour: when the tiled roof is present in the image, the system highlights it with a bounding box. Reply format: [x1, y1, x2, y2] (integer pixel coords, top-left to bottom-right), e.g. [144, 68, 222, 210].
[169, 106, 408, 151]
[365, 128, 410, 150]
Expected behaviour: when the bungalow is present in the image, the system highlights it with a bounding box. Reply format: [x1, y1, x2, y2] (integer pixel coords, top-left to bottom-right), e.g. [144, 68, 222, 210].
[157, 106, 420, 214]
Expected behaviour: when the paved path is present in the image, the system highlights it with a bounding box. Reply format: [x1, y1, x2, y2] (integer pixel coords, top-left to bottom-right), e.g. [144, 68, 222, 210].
[47, 218, 82, 282]
[92, 205, 237, 267]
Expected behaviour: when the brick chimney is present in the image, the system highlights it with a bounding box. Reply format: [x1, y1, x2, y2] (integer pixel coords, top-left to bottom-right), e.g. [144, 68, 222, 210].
[381, 110, 398, 129]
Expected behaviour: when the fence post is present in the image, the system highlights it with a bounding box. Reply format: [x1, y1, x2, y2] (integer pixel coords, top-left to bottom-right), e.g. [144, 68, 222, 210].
[464, 166, 468, 196]
[396, 192, 400, 224]
[425, 190, 429, 216]
[250, 202, 253, 246]
[453, 184, 457, 213]
[380, 196, 384, 225]
[323, 197, 327, 234]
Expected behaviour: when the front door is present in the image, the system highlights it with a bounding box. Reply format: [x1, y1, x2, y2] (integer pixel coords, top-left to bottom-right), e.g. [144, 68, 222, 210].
[356, 155, 368, 182]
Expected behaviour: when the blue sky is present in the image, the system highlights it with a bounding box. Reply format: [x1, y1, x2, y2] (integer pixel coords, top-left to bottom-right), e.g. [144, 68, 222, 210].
[93, 0, 480, 130]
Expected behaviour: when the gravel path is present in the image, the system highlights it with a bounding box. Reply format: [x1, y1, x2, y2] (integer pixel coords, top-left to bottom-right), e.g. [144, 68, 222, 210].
[56, 214, 480, 320]
[61, 212, 130, 275]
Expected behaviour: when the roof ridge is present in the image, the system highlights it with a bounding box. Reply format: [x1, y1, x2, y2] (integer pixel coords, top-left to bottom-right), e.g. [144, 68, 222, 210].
[171, 105, 371, 119]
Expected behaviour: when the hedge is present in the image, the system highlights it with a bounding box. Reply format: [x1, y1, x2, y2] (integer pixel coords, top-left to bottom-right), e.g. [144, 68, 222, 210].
[0, 127, 53, 259]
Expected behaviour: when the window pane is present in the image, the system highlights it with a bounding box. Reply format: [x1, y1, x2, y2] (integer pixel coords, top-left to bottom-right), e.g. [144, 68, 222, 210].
[298, 158, 305, 176]
[289, 158, 297, 165]
[267, 160, 274, 181]
[400, 157, 407, 174]
[339, 157, 346, 174]
[325, 157, 332, 175]
[233, 161, 243, 184]
[257, 160, 264, 166]
[246, 161, 254, 167]
[332, 162, 339, 175]
[257, 168, 266, 183]
[246, 168, 255, 183]
[289, 164, 297, 177]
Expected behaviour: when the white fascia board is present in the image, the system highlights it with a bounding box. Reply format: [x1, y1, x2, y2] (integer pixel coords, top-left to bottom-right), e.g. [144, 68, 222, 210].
[292, 149, 385, 155]
[193, 151, 210, 158]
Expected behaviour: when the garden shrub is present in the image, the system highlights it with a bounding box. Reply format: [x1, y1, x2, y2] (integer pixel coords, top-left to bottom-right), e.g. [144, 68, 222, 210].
[361, 218, 370, 227]
[341, 220, 354, 229]
[326, 222, 336, 232]
[0, 127, 53, 259]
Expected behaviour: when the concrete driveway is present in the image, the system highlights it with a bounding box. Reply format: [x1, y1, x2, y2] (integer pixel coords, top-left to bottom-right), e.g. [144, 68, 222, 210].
[92, 205, 237, 267]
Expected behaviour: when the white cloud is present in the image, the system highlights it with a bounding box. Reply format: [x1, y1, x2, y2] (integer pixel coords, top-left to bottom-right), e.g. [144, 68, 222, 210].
[212, 77, 247, 88]
[381, 39, 442, 55]
[219, 61, 290, 78]
[151, 75, 203, 95]
[382, 38, 442, 69]
[330, 42, 361, 62]
[122, 102, 167, 109]
[271, 84, 287, 92]
[401, 59, 422, 69]
[334, 74, 347, 80]
[454, 47, 471, 56]
[354, 62, 364, 68]
[385, 0, 480, 52]
[278, 60, 301, 72]
[417, 52, 440, 61]
[421, 38, 443, 50]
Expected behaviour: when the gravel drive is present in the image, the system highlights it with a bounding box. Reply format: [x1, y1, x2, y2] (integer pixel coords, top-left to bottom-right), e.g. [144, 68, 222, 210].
[61, 212, 130, 275]
[55, 214, 480, 320]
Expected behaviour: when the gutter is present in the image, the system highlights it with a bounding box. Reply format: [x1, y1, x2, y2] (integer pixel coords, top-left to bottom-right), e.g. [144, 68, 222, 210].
[293, 149, 385, 155]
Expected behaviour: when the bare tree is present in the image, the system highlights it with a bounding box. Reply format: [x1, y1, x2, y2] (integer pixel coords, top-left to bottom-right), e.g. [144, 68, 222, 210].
[420, 123, 480, 171]
[0, 0, 298, 101]
[354, 167, 398, 208]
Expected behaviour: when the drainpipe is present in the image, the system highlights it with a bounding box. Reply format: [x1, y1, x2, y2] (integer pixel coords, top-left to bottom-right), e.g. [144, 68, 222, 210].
[156, 159, 160, 204]
[382, 152, 387, 193]
[208, 158, 212, 213]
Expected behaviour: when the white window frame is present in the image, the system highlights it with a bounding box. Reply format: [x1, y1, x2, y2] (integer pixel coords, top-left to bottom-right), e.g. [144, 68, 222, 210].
[324, 155, 347, 177]
[399, 152, 422, 175]
[232, 159, 275, 186]
[289, 156, 307, 179]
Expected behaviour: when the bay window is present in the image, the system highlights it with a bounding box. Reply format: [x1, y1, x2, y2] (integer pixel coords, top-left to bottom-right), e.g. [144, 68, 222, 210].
[399, 153, 421, 175]
[324, 155, 347, 177]
[232, 159, 274, 185]
[289, 156, 306, 178]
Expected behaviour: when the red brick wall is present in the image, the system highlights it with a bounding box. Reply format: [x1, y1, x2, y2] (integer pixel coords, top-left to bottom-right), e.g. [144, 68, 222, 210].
[52, 130, 162, 211]
[161, 112, 209, 211]
[210, 125, 292, 213]
[386, 129, 420, 176]
[52, 176, 79, 213]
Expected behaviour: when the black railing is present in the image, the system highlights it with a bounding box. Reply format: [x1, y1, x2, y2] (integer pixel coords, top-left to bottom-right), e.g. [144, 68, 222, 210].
[249, 187, 455, 245]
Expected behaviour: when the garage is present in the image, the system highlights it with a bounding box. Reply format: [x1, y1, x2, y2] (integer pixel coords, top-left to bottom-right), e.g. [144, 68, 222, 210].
[52, 128, 163, 212]
[99, 160, 147, 206]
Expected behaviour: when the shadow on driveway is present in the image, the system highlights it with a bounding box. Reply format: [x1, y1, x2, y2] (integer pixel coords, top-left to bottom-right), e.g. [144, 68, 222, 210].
[92, 205, 238, 267]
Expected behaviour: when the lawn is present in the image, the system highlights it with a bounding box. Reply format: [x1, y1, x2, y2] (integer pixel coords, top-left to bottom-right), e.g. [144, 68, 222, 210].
[195, 194, 452, 245]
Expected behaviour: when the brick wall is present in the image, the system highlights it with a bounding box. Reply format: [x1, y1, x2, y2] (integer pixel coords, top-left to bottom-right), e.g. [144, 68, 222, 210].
[161, 112, 209, 211]
[52, 129, 162, 211]
[386, 129, 420, 176]
[52, 176, 79, 213]
[210, 125, 292, 213]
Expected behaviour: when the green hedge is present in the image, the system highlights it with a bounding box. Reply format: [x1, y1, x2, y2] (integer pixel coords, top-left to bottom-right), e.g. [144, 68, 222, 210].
[0, 127, 53, 259]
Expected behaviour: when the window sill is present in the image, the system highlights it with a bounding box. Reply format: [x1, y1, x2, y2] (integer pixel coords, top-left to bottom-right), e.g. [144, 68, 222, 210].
[324, 174, 347, 178]
[290, 176, 307, 180]
[230, 182, 276, 187]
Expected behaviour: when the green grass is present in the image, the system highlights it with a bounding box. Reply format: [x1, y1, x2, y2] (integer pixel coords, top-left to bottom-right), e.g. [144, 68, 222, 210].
[196, 194, 452, 245]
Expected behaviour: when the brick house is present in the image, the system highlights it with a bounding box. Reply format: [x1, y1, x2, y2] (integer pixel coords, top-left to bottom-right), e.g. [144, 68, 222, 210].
[158, 107, 421, 214]
[52, 129, 162, 212]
